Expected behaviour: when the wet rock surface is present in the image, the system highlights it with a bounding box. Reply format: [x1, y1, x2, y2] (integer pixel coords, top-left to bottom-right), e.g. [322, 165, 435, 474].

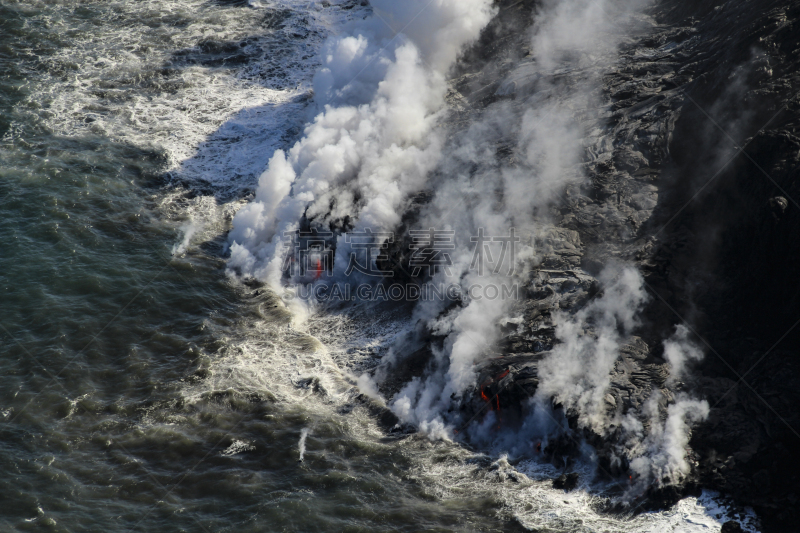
[553, 472, 580, 491]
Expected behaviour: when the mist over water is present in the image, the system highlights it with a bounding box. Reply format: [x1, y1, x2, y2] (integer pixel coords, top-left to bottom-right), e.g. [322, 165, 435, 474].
[0, 0, 760, 531]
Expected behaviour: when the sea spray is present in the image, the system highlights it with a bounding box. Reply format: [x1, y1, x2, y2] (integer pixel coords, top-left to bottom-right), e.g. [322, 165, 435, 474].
[298, 427, 310, 462]
[171, 221, 200, 257]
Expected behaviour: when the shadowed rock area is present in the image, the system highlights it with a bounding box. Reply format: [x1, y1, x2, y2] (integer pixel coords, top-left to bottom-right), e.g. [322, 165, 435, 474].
[371, 0, 800, 530]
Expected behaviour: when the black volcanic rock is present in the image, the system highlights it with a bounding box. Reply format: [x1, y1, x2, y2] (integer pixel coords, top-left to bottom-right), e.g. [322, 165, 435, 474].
[721, 522, 745, 533]
[373, 0, 800, 529]
[553, 472, 580, 491]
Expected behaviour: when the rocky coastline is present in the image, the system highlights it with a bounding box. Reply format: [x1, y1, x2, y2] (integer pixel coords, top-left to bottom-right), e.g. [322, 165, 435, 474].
[373, 0, 800, 530]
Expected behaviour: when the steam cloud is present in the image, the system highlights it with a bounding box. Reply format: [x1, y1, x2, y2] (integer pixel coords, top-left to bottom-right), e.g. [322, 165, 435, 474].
[535, 266, 649, 433]
[228, 0, 496, 289]
[172, 220, 199, 256]
[228, 0, 709, 494]
[663, 324, 705, 383]
[625, 395, 710, 490]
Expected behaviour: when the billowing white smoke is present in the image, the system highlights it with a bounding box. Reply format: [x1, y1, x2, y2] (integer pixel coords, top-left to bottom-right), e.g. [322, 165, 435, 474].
[535, 266, 648, 432]
[385, 0, 647, 433]
[379, 0, 710, 492]
[172, 220, 200, 256]
[533, 267, 709, 487]
[624, 394, 710, 489]
[298, 427, 310, 462]
[663, 324, 705, 383]
[228, 0, 496, 289]
[531, 0, 641, 72]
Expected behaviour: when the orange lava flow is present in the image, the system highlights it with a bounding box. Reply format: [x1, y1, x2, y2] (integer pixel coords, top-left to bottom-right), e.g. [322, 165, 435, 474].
[314, 258, 323, 279]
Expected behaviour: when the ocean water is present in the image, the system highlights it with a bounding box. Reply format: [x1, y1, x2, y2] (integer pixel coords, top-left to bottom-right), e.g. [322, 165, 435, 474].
[0, 0, 761, 531]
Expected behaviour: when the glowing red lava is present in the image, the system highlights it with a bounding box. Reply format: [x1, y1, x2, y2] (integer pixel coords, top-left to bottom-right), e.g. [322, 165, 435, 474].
[314, 258, 323, 279]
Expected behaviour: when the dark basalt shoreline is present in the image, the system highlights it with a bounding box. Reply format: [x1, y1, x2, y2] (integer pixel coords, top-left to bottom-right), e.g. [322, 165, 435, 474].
[374, 0, 800, 530]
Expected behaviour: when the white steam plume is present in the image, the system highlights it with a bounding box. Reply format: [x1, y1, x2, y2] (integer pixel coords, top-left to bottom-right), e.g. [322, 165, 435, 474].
[228, 0, 496, 289]
[535, 266, 648, 432]
[172, 220, 200, 256]
[385, 0, 647, 436]
[298, 427, 310, 462]
[534, 268, 708, 489]
[377, 0, 710, 492]
[663, 324, 704, 383]
[624, 394, 710, 489]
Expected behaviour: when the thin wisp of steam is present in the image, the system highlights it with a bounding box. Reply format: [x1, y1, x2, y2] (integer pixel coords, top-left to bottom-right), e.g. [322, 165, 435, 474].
[298, 427, 310, 462]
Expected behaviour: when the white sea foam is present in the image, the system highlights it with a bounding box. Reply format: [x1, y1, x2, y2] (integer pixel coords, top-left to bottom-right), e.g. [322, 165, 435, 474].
[419, 453, 761, 532]
[176, 287, 759, 531]
[221, 439, 256, 456]
[21, 0, 367, 193]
